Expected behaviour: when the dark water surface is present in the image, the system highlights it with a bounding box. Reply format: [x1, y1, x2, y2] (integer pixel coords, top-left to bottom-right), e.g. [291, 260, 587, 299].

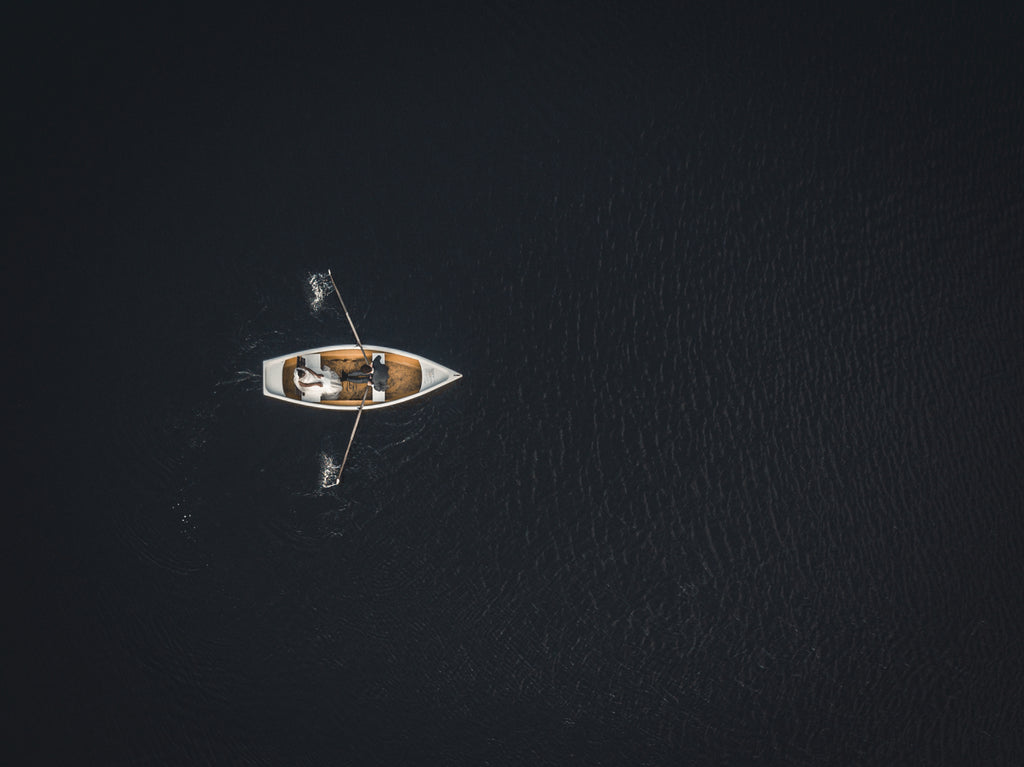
[13, 4, 1024, 765]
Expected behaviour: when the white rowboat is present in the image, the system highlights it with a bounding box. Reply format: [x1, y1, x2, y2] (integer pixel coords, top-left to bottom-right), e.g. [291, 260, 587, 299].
[262, 344, 462, 411]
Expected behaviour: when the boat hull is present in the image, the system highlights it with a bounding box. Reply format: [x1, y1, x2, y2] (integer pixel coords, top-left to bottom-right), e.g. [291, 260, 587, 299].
[263, 345, 461, 411]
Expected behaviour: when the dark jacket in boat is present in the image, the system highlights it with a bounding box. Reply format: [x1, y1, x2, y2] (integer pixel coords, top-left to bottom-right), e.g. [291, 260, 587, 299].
[371, 355, 389, 392]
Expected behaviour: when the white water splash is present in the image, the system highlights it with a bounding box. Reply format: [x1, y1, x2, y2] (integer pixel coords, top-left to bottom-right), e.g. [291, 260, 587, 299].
[317, 451, 342, 490]
[307, 271, 332, 312]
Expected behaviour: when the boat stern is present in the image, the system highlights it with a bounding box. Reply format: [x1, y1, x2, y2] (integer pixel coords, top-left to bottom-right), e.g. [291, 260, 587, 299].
[263, 356, 288, 397]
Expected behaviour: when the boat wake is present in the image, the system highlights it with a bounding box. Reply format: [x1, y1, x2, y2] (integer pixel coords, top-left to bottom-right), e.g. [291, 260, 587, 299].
[215, 370, 263, 390]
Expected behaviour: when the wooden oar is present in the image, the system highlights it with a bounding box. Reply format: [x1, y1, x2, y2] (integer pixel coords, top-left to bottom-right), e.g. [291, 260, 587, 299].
[327, 269, 370, 365]
[326, 383, 371, 487]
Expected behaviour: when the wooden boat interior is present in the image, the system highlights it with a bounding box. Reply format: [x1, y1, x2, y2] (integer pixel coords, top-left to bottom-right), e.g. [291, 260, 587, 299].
[281, 349, 423, 405]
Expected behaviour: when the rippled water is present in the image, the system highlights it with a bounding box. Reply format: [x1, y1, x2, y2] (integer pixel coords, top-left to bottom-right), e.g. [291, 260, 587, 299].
[15, 4, 1024, 765]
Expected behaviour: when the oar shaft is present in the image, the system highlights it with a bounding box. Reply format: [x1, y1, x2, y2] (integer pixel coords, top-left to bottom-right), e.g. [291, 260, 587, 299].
[328, 269, 370, 365]
[330, 384, 370, 486]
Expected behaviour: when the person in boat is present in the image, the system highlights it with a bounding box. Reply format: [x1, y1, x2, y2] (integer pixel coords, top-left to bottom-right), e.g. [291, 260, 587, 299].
[369, 355, 389, 392]
[339, 356, 389, 391]
[293, 357, 387, 399]
[342, 363, 373, 382]
[293, 364, 345, 398]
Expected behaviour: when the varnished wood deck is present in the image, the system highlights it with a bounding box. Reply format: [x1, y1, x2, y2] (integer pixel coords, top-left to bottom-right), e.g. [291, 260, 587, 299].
[282, 349, 422, 404]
